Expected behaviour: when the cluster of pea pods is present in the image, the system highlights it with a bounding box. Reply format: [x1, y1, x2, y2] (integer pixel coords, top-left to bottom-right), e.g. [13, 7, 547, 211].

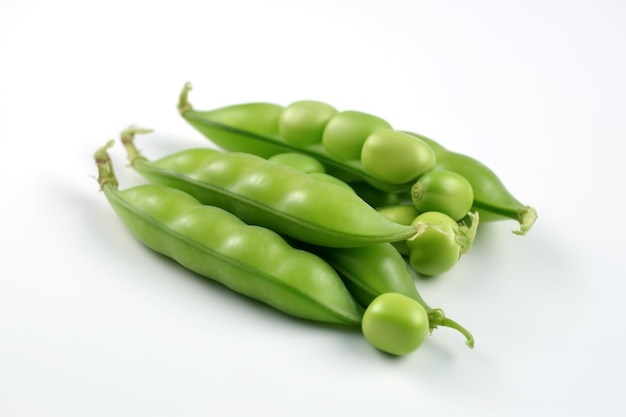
[93, 82, 536, 356]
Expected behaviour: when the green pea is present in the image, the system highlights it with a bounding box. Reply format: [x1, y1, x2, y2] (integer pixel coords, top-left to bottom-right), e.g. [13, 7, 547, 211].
[403, 131, 537, 235]
[376, 205, 419, 255]
[411, 170, 474, 221]
[322, 110, 392, 161]
[406, 211, 479, 276]
[268, 153, 326, 174]
[361, 130, 436, 184]
[121, 127, 418, 248]
[303, 241, 474, 348]
[178, 83, 410, 192]
[278, 100, 338, 146]
[362, 293, 430, 356]
[377, 204, 419, 226]
[94, 140, 363, 326]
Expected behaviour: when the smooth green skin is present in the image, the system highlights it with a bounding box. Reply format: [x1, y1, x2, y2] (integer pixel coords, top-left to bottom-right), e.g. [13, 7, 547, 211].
[278, 100, 338, 147]
[362, 293, 430, 356]
[376, 205, 420, 255]
[298, 240, 474, 347]
[411, 170, 474, 221]
[308, 172, 356, 192]
[361, 130, 436, 185]
[268, 153, 326, 174]
[407, 211, 463, 277]
[403, 131, 537, 235]
[322, 110, 392, 161]
[121, 129, 418, 248]
[94, 141, 363, 326]
[179, 83, 412, 192]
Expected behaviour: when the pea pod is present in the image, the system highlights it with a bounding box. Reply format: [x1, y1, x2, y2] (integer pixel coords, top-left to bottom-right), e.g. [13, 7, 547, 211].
[177, 82, 431, 192]
[405, 132, 537, 235]
[302, 241, 474, 348]
[94, 140, 363, 325]
[120, 127, 419, 248]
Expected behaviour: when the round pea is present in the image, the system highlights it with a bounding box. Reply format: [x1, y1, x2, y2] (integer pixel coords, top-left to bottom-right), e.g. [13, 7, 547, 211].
[279, 100, 338, 146]
[361, 130, 436, 184]
[268, 153, 326, 174]
[362, 293, 429, 356]
[377, 205, 420, 255]
[322, 110, 392, 161]
[406, 211, 461, 276]
[377, 205, 419, 226]
[411, 170, 474, 221]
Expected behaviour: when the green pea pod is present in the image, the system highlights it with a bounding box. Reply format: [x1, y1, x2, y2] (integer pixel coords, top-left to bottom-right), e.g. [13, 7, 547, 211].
[121, 127, 419, 248]
[404, 132, 537, 235]
[94, 140, 363, 326]
[300, 241, 474, 348]
[178, 82, 421, 192]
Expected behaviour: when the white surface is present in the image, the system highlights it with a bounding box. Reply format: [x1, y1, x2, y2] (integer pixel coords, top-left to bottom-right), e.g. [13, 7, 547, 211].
[1, 0, 625, 416]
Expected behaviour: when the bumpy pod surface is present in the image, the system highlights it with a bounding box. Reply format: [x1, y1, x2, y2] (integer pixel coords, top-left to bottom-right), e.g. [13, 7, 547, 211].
[122, 128, 418, 248]
[95, 141, 363, 325]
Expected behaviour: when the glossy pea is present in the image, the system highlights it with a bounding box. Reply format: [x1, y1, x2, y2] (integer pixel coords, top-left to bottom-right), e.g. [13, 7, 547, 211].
[361, 130, 436, 184]
[407, 211, 479, 277]
[376, 205, 420, 255]
[268, 153, 326, 174]
[278, 100, 338, 147]
[362, 293, 430, 356]
[178, 83, 411, 192]
[411, 169, 474, 221]
[121, 127, 418, 248]
[404, 131, 537, 235]
[305, 241, 474, 348]
[321, 110, 392, 161]
[93, 141, 363, 325]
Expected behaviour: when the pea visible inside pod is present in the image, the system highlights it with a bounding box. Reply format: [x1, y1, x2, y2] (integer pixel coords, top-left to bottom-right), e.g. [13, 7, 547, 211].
[322, 110, 392, 161]
[411, 169, 474, 221]
[361, 130, 436, 184]
[279, 100, 338, 146]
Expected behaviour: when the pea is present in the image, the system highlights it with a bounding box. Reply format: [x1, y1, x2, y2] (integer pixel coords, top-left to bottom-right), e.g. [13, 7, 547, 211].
[403, 131, 537, 235]
[360, 130, 436, 185]
[94, 140, 364, 325]
[411, 170, 474, 221]
[305, 241, 474, 348]
[376, 205, 420, 255]
[362, 293, 430, 356]
[268, 153, 326, 174]
[407, 211, 479, 277]
[321, 110, 392, 161]
[178, 84, 410, 192]
[121, 127, 418, 248]
[278, 100, 338, 146]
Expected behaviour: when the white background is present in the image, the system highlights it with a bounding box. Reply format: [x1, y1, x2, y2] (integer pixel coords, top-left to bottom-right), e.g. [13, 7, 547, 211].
[1, 0, 625, 416]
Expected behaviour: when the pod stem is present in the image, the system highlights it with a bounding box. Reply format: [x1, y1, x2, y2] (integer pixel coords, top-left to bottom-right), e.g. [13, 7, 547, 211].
[120, 126, 153, 165]
[177, 82, 194, 114]
[441, 317, 475, 348]
[513, 206, 538, 236]
[94, 140, 118, 190]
